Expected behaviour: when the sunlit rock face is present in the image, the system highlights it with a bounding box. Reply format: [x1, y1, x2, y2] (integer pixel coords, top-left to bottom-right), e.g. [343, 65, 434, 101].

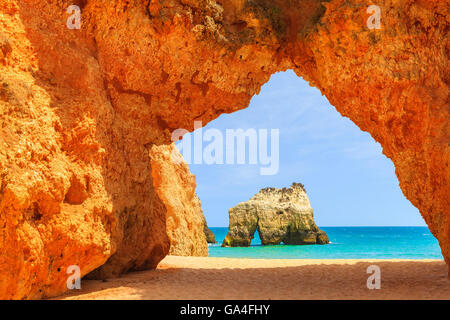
[149, 144, 208, 257]
[222, 183, 329, 247]
[0, 0, 448, 298]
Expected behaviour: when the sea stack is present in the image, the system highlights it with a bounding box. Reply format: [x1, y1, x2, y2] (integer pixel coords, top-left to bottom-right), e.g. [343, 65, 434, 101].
[222, 183, 329, 247]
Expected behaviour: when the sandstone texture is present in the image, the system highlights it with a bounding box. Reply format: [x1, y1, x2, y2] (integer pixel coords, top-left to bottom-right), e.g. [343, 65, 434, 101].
[0, 0, 448, 299]
[223, 183, 329, 246]
[150, 144, 208, 257]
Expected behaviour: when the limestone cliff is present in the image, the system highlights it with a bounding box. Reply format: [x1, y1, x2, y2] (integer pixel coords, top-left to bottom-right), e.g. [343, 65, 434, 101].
[0, 0, 448, 299]
[149, 144, 208, 257]
[223, 183, 329, 246]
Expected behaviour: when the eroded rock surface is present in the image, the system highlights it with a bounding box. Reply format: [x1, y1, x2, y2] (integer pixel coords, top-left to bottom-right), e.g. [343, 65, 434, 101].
[203, 216, 217, 244]
[150, 144, 208, 257]
[223, 183, 329, 246]
[0, 0, 448, 299]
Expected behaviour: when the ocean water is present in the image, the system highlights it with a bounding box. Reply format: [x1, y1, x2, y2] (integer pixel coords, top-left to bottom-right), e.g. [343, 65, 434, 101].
[208, 227, 443, 260]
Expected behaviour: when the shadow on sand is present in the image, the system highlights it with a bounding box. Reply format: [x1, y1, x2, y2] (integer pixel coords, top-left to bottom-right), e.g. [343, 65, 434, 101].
[58, 259, 450, 300]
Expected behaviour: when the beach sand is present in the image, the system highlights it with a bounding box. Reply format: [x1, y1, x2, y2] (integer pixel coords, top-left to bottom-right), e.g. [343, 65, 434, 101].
[58, 256, 450, 300]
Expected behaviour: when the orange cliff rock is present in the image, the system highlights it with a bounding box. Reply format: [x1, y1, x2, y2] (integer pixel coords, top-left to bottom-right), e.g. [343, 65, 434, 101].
[0, 0, 448, 299]
[150, 144, 208, 257]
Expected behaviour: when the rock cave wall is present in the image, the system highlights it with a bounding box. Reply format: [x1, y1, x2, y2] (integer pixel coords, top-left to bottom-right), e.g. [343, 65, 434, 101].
[0, 0, 448, 299]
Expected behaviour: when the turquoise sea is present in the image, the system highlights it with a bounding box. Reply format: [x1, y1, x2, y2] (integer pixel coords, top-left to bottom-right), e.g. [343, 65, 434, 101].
[208, 227, 443, 260]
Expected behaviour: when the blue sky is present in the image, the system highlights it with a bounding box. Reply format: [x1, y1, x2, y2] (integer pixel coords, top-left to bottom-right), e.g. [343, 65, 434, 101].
[177, 70, 425, 227]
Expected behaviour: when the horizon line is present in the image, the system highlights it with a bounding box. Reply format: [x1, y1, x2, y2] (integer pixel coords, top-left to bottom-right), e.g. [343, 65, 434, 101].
[209, 225, 429, 228]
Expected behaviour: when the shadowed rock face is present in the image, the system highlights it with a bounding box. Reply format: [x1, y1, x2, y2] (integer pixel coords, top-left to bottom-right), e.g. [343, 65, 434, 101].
[203, 215, 217, 244]
[222, 183, 329, 247]
[0, 0, 448, 298]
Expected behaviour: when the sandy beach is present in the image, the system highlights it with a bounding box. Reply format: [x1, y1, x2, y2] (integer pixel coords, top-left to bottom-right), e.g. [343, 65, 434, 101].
[57, 256, 450, 300]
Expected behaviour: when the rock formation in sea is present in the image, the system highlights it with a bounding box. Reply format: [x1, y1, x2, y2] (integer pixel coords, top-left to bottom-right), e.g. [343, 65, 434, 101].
[203, 215, 217, 244]
[0, 0, 448, 298]
[222, 183, 329, 247]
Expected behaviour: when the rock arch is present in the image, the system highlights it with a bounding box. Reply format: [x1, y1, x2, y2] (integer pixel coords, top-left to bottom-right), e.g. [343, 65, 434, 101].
[222, 184, 329, 246]
[0, 0, 448, 298]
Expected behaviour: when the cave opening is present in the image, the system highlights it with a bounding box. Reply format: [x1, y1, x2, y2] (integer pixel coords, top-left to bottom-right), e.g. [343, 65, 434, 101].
[2, 0, 447, 300]
[177, 70, 442, 260]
